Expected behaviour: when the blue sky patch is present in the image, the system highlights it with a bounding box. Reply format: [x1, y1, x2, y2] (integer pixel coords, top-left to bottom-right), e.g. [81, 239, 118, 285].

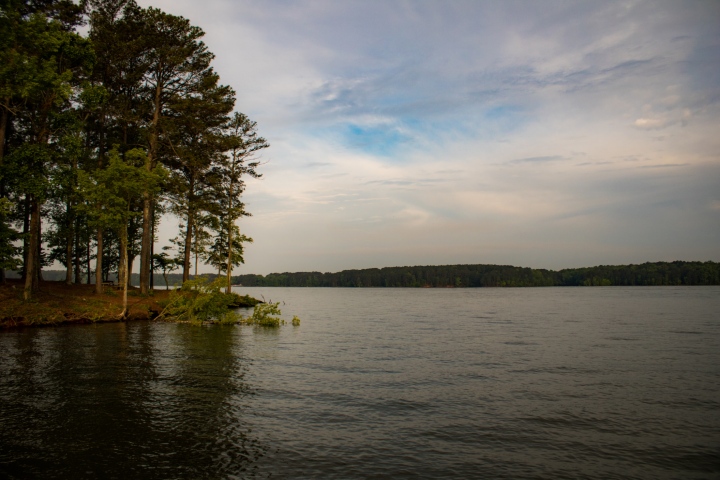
[341, 123, 411, 157]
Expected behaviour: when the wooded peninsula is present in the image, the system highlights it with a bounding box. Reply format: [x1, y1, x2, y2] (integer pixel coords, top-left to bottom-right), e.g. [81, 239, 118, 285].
[1, 1, 266, 318]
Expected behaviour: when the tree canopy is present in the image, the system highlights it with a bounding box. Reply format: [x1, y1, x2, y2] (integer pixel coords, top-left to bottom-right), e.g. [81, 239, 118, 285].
[0, 0, 267, 298]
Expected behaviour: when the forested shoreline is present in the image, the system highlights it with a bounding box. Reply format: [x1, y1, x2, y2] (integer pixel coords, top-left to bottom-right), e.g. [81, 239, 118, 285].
[230, 261, 720, 287]
[0, 1, 266, 317]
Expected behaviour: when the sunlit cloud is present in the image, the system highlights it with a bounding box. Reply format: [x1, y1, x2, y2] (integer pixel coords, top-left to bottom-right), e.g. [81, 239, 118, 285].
[634, 118, 669, 129]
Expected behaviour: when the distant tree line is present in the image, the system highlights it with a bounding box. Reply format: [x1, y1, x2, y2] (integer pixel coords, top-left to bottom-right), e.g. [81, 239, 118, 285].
[231, 261, 720, 287]
[6, 268, 187, 288]
[0, 0, 267, 307]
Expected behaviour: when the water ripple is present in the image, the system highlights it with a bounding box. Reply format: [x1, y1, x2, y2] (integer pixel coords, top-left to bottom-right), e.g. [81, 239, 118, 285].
[2, 287, 719, 479]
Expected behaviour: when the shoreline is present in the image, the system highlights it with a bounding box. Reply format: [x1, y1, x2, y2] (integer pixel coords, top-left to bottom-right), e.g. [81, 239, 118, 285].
[0, 280, 257, 329]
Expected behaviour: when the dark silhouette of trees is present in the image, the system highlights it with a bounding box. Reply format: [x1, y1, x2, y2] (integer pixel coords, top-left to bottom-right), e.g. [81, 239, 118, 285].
[232, 262, 720, 288]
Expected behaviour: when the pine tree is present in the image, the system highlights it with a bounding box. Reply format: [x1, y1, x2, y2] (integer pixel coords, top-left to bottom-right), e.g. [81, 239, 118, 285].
[164, 70, 234, 282]
[210, 112, 267, 293]
[136, 7, 215, 294]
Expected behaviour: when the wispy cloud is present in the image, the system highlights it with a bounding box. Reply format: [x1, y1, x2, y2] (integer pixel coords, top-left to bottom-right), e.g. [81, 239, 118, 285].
[638, 163, 690, 169]
[509, 155, 565, 165]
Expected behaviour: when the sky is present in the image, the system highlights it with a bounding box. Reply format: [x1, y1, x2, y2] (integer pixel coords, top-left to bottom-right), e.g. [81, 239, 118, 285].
[137, 0, 720, 275]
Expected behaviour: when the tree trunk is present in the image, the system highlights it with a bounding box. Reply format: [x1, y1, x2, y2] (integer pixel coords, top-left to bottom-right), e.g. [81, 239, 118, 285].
[21, 196, 30, 282]
[65, 229, 73, 284]
[140, 83, 162, 295]
[23, 197, 40, 300]
[86, 239, 91, 284]
[183, 214, 193, 282]
[127, 254, 135, 288]
[35, 208, 43, 283]
[74, 224, 81, 284]
[194, 235, 199, 277]
[95, 227, 103, 292]
[140, 193, 152, 293]
[226, 168, 237, 294]
[119, 227, 128, 318]
[96, 111, 106, 291]
[65, 203, 74, 285]
[226, 222, 233, 294]
[0, 106, 7, 283]
[150, 203, 155, 291]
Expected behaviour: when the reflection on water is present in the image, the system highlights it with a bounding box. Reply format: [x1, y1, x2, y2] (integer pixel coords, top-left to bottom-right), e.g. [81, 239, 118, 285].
[0, 323, 264, 479]
[1, 287, 720, 479]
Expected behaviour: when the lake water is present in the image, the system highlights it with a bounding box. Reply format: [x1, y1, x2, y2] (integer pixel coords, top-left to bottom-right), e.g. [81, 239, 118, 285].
[1, 287, 719, 479]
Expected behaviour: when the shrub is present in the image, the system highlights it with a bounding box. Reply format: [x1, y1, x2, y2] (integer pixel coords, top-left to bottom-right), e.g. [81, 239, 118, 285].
[159, 276, 240, 324]
[241, 302, 284, 327]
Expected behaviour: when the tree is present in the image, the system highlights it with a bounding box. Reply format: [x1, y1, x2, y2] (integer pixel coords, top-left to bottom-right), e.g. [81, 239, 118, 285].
[204, 220, 252, 278]
[136, 6, 215, 294]
[163, 70, 234, 282]
[86, 0, 147, 293]
[153, 245, 178, 290]
[0, 1, 265, 302]
[0, 198, 21, 275]
[78, 148, 164, 317]
[210, 112, 267, 293]
[1, 3, 93, 299]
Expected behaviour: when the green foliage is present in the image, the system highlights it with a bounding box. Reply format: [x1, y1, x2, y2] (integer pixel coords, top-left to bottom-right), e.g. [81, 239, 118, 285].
[205, 225, 252, 274]
[229, 293, 261, 308]
[160, 276, 240, 325]
[78, 148, 165, 228]
[241, 302, 284, 327]
[153, 247, 179, 289]
[291, 315, 301, 326]
[0, 199, 21, 271]
[4, 143, 54, 201]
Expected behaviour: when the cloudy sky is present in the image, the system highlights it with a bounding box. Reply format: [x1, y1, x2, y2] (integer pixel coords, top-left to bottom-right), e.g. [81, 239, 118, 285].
[138, 0, 720, 275]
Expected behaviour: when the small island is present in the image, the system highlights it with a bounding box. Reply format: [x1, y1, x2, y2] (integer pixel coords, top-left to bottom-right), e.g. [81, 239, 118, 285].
[0, 1, 268, 325]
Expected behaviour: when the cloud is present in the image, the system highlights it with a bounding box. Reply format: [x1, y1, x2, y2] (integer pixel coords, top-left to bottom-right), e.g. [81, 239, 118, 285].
[634, 118, 669, 130]
[638, 163, 689, 169]
[134, 0, 720, 273]
[509, 155, 565, 165]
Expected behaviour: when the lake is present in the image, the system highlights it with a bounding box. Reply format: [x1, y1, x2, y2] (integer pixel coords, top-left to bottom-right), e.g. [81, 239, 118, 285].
[1, 287, 718, 479]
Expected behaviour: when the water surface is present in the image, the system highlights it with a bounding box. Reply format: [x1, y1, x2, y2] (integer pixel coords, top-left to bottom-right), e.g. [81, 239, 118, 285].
[1, 287, 718, 478]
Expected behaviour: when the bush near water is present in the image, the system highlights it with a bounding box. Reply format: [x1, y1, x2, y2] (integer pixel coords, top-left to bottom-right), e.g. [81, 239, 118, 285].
[158, 276, 297, 326]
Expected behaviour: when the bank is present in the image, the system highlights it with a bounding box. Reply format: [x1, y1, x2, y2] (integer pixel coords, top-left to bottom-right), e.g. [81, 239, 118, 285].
[0, 280, 259, 328]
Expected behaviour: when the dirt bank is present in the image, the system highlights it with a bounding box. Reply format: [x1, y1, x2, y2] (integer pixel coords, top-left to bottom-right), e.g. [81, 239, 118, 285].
[0, 279, 173, 328]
